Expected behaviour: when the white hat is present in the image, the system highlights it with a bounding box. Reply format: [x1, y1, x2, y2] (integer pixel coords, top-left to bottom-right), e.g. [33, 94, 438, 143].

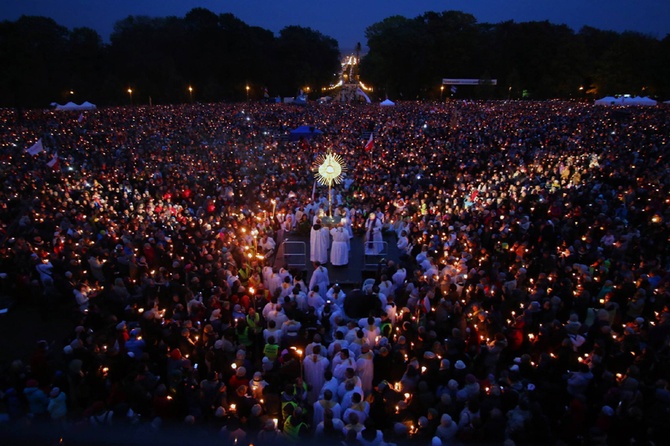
[454, 360, 466, 370]
[440, 414, 453, 426]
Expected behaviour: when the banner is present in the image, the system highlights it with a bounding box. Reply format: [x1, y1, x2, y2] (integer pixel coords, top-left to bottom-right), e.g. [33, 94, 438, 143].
[442, 78, 498, 86]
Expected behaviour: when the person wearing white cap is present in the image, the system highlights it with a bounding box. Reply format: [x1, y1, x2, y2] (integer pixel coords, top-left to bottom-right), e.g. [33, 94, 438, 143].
[47, 387, 67, 422]
[249, 371, 268, 399]
[435, 413, 458, 443]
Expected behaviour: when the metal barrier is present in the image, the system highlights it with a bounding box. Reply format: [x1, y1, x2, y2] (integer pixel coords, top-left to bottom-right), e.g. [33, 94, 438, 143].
[282, 240, 307, 268]
[363, 241, 388, 268]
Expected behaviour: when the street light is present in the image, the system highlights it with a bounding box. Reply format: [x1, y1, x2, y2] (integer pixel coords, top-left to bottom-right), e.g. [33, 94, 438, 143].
[440, 85, 444, 100]
[188, 86, 193, 103]
[127, 88, 133, 105]
[246, 85, 250, 101]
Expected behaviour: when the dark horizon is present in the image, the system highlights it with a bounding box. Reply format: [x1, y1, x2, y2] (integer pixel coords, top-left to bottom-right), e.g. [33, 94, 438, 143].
[1, 1, 669, 52]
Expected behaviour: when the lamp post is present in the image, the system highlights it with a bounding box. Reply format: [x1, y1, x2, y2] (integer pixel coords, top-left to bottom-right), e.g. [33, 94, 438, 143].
[188, 86, 193, 103]
[127, 88, 133, 105]
[246, 85, 250, 101]
[440, 85, 444, 101]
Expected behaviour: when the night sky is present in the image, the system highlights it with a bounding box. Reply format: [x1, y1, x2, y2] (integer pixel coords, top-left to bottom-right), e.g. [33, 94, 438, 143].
[1, 0, 668, 52]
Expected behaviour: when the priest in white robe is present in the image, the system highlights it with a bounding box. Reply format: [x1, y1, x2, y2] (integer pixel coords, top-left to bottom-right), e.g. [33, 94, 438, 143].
[355, 344, 375, 396]
[364, 213, 383, 255]
[309, 261, 330, 299]
[312, 389, 341, 426]
[303, 345, 330, 404]
[310, 219, 330, 264]
[330, 223, 349, 266]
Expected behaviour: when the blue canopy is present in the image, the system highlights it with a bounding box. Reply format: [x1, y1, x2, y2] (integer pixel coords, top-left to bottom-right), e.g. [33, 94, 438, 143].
[289, 125, 323, 141]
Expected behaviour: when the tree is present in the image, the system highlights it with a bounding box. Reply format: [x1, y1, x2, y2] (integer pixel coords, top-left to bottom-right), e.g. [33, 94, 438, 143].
[275, 26, 340, 96]
[594, 31, 661, 96]
[0, 16, 70, 107]
[0, 9, 667, 106]
[65, 27, 106, 103]
[361, 15, 428, 99]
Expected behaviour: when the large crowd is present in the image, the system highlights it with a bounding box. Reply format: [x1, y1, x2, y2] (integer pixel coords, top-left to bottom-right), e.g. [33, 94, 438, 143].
[0, 99, 669, 446]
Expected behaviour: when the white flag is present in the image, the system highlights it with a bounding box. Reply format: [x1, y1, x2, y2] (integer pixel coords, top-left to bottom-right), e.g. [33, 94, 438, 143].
[26, 138, 44, 156]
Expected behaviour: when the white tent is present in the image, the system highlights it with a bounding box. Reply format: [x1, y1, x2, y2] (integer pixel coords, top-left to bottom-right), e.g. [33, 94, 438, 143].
[594, 96, 618, 106]
[79, 101, 97, 110]
[594, 96, 657, 106]
[54, 101, 97, 111]
[631, 96, 657, 106]
[380, 99, 395, 107]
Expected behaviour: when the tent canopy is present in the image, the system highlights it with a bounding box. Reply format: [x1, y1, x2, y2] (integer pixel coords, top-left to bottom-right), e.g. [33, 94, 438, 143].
[594, 96, 657, 106]
[380, 99, 395, 106]
[594, 96, 618, 106]
[289, 125, 323, 141]
[53, 101, 97, 111]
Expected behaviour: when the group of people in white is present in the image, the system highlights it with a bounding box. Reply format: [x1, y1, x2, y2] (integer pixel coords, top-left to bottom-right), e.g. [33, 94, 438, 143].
[257, 264, 401, 428]
[308, 204, 355, 267]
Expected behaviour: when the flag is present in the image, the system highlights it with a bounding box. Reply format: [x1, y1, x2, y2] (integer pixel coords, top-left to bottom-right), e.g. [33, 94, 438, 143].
[78, 113, 85, 123]
[26, 139, 44, 156]
[364, 133, 374, 152]
[450, 86, 457, 94]
[47, 152, 59, 169]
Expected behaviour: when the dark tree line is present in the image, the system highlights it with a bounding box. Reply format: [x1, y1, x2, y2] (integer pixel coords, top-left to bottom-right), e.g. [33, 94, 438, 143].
[1, 8, 668, 108]
[361, 11, 670, 100]
[0, 8, 340, 107]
